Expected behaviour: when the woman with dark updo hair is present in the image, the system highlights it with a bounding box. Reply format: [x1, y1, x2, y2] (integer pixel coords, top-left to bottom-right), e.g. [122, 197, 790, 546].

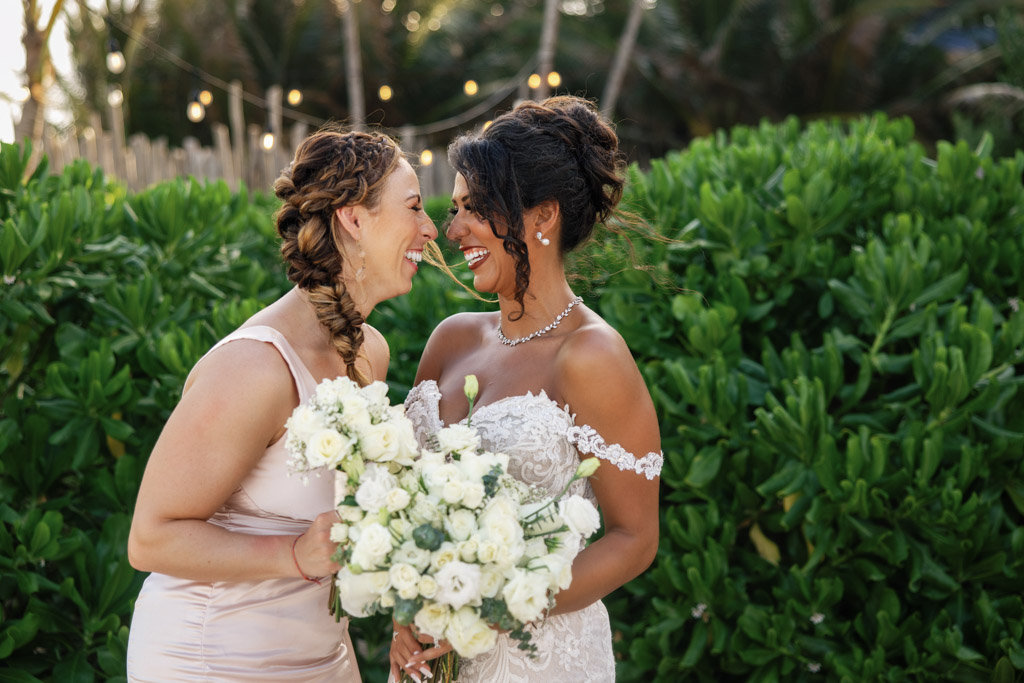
[126, 129, 436, 681]
[391, 97, 661, 682]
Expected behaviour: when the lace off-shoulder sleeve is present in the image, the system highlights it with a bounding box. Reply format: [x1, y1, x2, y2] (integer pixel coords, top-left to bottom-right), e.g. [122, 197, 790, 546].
[566, 424, 663, 480]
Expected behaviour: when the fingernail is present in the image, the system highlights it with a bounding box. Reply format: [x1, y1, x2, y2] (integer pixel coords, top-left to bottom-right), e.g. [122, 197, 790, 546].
[413, 650, 420, 655]
[422, 668, 433, 678]
[411, 674, 421, 683]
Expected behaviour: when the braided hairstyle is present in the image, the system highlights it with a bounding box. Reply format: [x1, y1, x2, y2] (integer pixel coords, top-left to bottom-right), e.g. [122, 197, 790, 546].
[447, 96, 625, 320]
[274, 128, 401, 386]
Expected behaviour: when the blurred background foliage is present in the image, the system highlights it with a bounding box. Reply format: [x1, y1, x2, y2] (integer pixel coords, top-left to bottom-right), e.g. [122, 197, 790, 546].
[58, 0, 1024, 162]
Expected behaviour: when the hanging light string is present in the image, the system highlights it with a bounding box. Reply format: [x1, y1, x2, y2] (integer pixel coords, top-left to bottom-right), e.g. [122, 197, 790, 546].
[91, 5, 542, 137]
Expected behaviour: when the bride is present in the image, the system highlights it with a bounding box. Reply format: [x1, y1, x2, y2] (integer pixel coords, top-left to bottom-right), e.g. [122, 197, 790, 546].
[390, 96, 662, 683]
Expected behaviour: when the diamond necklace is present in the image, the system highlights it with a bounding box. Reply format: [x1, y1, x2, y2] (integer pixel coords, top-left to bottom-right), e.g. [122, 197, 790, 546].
[497, 296, 584, 347]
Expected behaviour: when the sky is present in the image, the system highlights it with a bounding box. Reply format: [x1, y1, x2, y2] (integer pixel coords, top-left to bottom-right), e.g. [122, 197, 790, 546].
[0, 1, 97, 144]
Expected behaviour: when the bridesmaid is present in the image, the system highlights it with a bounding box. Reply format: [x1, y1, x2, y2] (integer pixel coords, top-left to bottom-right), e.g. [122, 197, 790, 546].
[126, 128, 437, 681]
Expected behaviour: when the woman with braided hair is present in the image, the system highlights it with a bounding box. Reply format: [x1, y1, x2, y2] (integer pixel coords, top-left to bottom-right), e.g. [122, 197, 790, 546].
[391, 96, 661, 682]
[126, 129, 436, 681]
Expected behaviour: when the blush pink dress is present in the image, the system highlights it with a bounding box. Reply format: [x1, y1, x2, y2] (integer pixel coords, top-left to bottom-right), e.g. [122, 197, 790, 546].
[127, 326, 360, 682]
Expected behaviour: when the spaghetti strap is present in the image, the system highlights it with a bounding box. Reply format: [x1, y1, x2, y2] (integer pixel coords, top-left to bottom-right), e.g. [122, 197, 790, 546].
[186, 325, 319, 403]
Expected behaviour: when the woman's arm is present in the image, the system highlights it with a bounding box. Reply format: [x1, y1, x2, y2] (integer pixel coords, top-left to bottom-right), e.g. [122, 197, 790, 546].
[127, 340, 340, 582]
[547, 323, 661, 616]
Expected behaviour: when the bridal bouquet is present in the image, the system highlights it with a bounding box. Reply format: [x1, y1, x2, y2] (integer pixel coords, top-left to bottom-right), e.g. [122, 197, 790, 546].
[327, 376, 600, 662]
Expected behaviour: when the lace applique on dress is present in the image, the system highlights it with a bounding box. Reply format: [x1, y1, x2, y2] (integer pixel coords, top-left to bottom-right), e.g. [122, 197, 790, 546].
[566, 424, 663, 480]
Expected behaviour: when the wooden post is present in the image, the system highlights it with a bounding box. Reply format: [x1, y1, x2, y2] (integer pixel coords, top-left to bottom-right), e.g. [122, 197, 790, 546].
[342, 0, 365, 131]
[212, 122, 235, 188]
[229, 79, 245, 186]
[108, 91, 128, 181]
[535, 0, 561, 100]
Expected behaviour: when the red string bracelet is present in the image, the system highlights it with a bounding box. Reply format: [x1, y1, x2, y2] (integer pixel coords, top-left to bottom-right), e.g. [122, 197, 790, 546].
[292, 533, 323, 585]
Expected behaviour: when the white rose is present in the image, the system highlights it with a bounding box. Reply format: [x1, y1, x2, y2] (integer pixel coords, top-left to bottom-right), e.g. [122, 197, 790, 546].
[350, 523, 393, 569]
[494, 541, 525, 568]
[559, 495, 601, 538]
[380, 590, 396, 608]
[554, 531, 583, 560]
[418, 575, 438, 599]
[423, 463, 462, 496]
[444, 509, 478, 543]
[385, 487, 411, 512]
[414, 603, 451, 641]
[286, 405, 324, 441]
[430, 542, 460, 573]
[523, 537, 548, 560]
[392, 419, 420, 466]
[389, 563, 421, 592]
[477, 541, 499, 564]
[519, 501, 563, 535]
[436, 424, 481, 454]
[479, 497, 524, 551]
[457, 539, 478, 563]
[390, 516, 413, 540]
[408, 496, 442, 526]
[433, 560, 482, 610]
[305, 429, 352, 468]
[441, 479, 465, 505]
[460, 482, 486, 509]
[337, 504, 365, 524]
[336, 567, 390, 617]
[398, 470, 420, 494]
[392, 540, 431, 572]
[502, 569, 550, 623]
[445, 606, 498, 659]
[531, 554, 572, 591]
[478, 565, 505, 599]
[330, 523, 349, 544]
[339, 395, 372, 432]
[359, 421, 402, 463]
[315, 376, 359, 404]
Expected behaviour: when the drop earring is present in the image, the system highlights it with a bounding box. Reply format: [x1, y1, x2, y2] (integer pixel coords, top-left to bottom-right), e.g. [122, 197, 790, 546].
[355, 240, 367, 281]
[535, 231, 550, 247]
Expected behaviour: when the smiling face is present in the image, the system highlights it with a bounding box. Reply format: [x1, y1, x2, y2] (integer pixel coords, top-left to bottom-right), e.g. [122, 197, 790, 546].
[447, 173, 520, 296]
[352, 157, 437, 304]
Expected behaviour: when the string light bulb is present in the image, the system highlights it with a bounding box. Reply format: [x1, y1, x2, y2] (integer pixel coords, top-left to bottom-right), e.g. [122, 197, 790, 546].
[483, 120, 493, 130]
[106, 39, 126, 74]
[198, 89, 213, 106]
[420, 150, 434, 166]
[547, 71, 561, 88]
[287, 88, 303, 106]
[262, 129, 276, 151]
[464, 80, 478, 96]
[186, 98, 206, 123]
[107, 88, 124, 107]
[528, 73, 541, 89]
[379, 85, 393, 101]
[15, 86, 30, 103]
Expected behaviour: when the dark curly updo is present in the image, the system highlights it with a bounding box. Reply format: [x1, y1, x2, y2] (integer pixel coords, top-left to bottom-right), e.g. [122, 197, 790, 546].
[274, 128, 401, 386]
[447, 95, 626, 319]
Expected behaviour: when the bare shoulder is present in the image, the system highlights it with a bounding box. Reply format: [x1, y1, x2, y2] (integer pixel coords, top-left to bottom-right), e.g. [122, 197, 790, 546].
[362, 322, 391, 381]
[556, 314, 636, 388]
[416, 311, 495, 383]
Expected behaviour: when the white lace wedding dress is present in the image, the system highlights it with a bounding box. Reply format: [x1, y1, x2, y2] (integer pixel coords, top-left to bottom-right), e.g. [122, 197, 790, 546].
[404, 380, 662, 683]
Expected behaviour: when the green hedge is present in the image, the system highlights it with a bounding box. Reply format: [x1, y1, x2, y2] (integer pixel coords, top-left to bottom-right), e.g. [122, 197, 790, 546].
[2, 113, 1023, 681]
[600, 116, 1024, 681]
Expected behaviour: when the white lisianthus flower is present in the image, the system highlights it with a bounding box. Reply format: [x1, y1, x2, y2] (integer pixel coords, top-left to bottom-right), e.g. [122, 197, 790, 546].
[392, 418, 420, 466]
[380, 590, 396, 608]
[398, 470, 420, 494]
[385, 487, 412, 512]
[305, 429, 352, 468]
[339, 395, 372, 432]
[350, 522, 393, 569]
[389, 517, 413, 540]
[430, 542, 460, 573]
[461, 481, 486, 509]
[355, 476, 390, 513]
[519, 502, 563, 535]
[389, 563, 422, 600]
[414, 603, 452, 641]
[441, 479, 465, 505]
[329, 523, 349, 544]
[559, 495, 601, 537]
[532, 554, 572, 591]
[457, 539, 478, 563]
[392, 540, 431, 573]
[478, 565, 505, 599]
[575, 458, 601, 478]
[336, 567, 390, 617]
[423, 463, 463, 497]
[418, 575, 438, 599]
[359, 421, 402, 463]
[523, 537, 548, 560]
[433, 561, 482, 610]
[553, 531, 582, 560]
[361, 380, 390, 409]
[479, 496, 524, 551]
[446, 606, 498, 659]
[477, 540, 500, 564]
[436, 424, 481, 454]
[444, 509, 478, 542]
[494, 541, 525, 568]
[286, 405, 324, 441]
[502, 569, 550, 623]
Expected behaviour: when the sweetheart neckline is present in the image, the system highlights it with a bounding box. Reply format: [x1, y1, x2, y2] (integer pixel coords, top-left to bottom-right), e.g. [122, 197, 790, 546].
[412, 379, 572, 427]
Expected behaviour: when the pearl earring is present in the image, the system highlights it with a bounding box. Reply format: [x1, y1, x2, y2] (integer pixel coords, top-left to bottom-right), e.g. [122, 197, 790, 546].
[535, 231, 550, 246]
